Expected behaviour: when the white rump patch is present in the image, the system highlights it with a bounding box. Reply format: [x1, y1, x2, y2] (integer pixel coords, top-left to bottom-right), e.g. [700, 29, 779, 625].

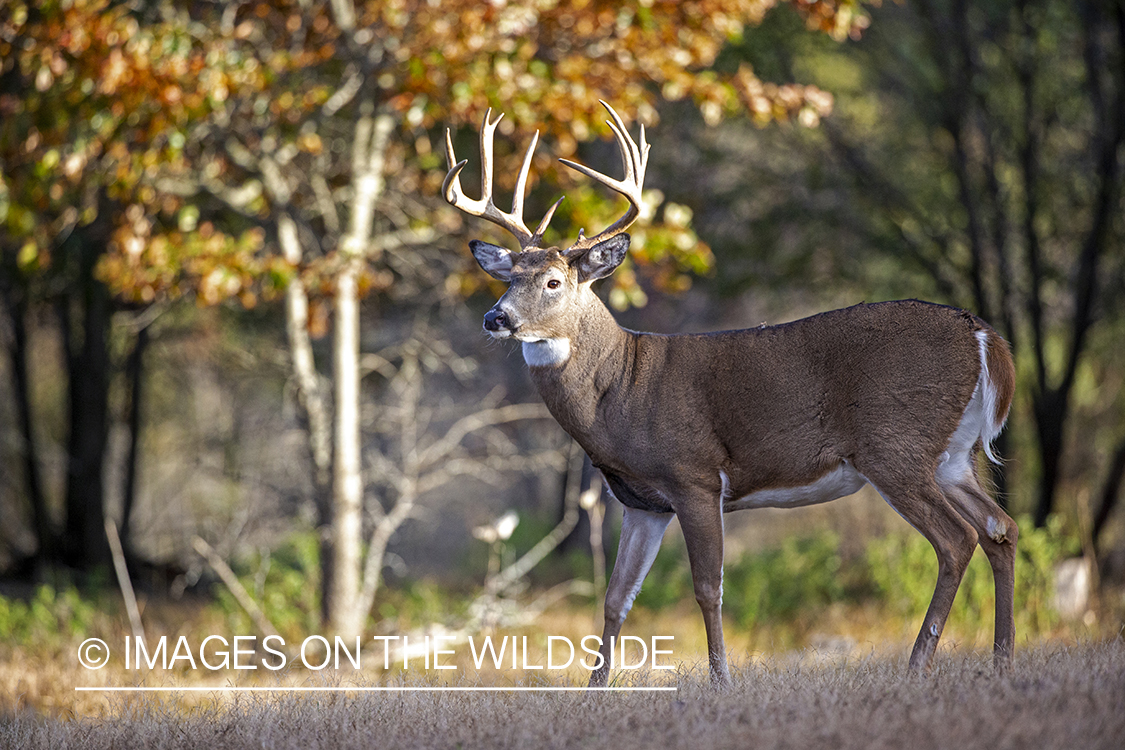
[522, 338, 571, 368]
[723, 461, 866, 511]
[974, 330, 1004, 464]
[935, 331, 1005, 486]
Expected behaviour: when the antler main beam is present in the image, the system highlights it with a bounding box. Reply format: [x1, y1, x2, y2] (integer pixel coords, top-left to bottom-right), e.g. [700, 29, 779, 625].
[443, 110, 562, 251]
[560, 100, 650, 255]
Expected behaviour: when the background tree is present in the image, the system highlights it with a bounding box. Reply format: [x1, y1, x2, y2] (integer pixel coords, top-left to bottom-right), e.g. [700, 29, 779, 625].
[0, 0, 262, 569]
[831, 0, 1125, 531]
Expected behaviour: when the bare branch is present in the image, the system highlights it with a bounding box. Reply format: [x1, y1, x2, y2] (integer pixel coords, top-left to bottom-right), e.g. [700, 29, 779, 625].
[484, 445, 584, 596]
[418, 403, 554, 468]
[365, 449, 407, 498]
[280, 214, 331, 485]
[322, 69, 362, 117]
[311, 171, 341, 234]
[105, 519, 145, 643]
[369, 226, 439, 255]
[416, 450, 564, 496]
[193, 536, 282, 641]
[355, 487, 417, 622]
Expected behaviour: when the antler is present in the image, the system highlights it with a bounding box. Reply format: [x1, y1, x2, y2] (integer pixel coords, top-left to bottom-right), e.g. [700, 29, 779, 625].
[559, 100, 650, 255]
[443, 109, 563, 250]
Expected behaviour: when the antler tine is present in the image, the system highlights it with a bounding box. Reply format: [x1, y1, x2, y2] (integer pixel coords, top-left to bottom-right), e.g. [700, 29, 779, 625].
[530, 196, 566, 247]
[605, 100, 647, 188]
[477, 109, 503, 215]
[559, 101, 651, 254]
[510, 129, 538, 226]
[443, 109, 562, 250]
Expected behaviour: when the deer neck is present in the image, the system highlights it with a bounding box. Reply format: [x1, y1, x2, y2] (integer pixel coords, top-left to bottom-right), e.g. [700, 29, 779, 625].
[523, 293, 634, 439]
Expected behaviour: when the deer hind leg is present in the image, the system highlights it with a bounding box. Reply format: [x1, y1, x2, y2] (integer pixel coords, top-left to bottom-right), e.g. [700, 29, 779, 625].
[675, 485, 730, 687]
[589, 506, 672, 688]
[938, 471, 1019, 667]
[866, 473, 979, 672]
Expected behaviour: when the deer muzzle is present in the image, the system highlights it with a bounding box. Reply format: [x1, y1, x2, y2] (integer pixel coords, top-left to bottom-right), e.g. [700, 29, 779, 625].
[483, 306, 517, 337]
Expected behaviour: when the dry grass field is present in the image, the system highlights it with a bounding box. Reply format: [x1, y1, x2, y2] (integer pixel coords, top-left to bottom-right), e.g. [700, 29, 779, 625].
[2, 641, 1122, 750]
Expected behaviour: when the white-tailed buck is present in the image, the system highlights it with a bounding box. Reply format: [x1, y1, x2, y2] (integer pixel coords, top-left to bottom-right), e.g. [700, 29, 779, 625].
[444, 102, 1018, 687]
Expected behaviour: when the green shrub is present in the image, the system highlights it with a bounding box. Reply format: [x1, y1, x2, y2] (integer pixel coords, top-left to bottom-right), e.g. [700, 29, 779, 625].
[633, 532, 846, 627]
[863, 514, 1071, 638]
[216, 531, 473, 635]
[0, 584, 104, 649]
[215, 531, 321, 638]
[631, 544, 693, 611]
[632, 514, 1072, 643]
[723, 533, 846, 628]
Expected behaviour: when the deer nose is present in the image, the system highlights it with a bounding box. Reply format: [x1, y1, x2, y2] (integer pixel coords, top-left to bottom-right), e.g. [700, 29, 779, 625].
[484, 308, 511, 332]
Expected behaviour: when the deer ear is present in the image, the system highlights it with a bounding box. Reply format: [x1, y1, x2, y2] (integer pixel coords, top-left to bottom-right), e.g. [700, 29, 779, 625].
[572, 234, 630, 283]
[470, 240, 516, 282]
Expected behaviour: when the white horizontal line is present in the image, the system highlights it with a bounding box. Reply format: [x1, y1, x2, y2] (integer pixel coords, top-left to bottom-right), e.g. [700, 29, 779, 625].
[75, 686, 677, 693]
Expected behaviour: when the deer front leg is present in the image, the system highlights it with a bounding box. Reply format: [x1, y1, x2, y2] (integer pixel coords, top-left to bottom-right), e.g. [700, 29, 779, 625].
[676, 485, 730, 687]
[588, 506, 672, 687]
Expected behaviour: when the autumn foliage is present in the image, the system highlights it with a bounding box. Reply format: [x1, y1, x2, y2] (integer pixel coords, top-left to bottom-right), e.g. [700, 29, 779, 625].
[2, 0, 866, 309]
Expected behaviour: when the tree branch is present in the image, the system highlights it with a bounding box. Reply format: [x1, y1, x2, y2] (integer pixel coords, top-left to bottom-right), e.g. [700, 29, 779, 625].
[280, 213, 331, 486]
[193, 536, 282, 641]
[418, 403, 554, 469]
[484, 445, 585, 596]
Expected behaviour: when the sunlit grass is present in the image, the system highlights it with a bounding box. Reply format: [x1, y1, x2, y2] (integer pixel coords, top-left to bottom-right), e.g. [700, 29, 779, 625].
[0, 591, 1118, 719]
[2, 640, 1122, 749]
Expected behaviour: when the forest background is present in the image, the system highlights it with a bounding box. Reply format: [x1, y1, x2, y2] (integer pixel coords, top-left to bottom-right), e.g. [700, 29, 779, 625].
[0, 0, 1123, 714]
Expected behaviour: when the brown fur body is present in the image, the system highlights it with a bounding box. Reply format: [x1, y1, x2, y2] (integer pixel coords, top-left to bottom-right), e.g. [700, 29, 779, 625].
[530, 298, 1009, 514]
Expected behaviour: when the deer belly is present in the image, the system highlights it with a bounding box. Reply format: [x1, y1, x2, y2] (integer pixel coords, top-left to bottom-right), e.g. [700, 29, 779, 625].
[722, 462, 866, 512]
[600, 469, 674, 514]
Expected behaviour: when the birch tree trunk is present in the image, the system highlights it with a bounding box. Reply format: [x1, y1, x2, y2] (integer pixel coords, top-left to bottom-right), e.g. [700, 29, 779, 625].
[326, 101, 394, 636]
[329, 258, 363, 636]
[277, 212, 335, 621]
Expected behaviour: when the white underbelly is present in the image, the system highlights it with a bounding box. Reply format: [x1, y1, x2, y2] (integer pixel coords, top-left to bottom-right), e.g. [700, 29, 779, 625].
[722, 462, 867, 511]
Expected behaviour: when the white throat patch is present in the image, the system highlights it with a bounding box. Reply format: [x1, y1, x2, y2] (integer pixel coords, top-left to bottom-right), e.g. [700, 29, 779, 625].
[521, 338, 571, 368]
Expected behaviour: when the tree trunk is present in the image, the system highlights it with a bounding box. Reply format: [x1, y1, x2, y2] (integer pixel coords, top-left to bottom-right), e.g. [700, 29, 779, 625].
[1033, 392, 1066, 528]
[60, 234, 112, 569]
[4, 292, 56, 560]
[118, 324, 148, 550]
[278, 212, 335, 623]
[1093, 437, 1125, 549]
[328, 257, 364, 636]
[325, 102, 394, 635]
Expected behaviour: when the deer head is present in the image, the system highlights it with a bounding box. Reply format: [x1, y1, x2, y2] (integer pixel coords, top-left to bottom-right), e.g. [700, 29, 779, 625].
[443, 102, 649, 347]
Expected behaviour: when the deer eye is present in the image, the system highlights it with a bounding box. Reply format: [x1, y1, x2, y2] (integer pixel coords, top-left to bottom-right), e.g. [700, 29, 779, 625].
[546, 279, 561, 290]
